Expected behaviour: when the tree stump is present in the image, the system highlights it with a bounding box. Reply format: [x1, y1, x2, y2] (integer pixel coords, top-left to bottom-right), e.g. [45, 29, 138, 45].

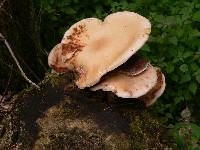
[0, 73, 173, 149]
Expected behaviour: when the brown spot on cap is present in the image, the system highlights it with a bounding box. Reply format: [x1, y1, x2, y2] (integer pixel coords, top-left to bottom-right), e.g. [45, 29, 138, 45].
[62, 25, 86, 59]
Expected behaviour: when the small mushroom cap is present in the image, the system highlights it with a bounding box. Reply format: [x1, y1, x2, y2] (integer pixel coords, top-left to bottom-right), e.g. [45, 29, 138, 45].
[50, 11, 151, 89]
[118, 56, 150, 76]
[139, 69, 166, 107]
[152, 73, 165, 104]
[91, 64, 157, 98]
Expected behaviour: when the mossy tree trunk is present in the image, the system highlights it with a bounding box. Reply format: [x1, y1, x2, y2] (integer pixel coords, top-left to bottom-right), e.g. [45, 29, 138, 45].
[0, 73, 174, 149]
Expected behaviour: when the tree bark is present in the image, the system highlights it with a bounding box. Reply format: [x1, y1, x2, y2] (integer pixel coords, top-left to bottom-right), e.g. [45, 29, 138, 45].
[0, 0, 46, 92]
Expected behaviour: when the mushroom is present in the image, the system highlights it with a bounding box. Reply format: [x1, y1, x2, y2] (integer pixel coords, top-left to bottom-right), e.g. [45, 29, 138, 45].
[139, 68, 166, 106]
[118, 55, 150, 76]
[91, 64, 158, 99]
[48, 11, 151, 89]
[48, 43, 73, 73]
[48, 11, 166, 106]
[91, 64, 165, 106]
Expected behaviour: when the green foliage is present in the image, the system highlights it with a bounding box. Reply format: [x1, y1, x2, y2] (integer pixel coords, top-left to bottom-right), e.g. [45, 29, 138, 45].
[169, 122, 200, 149]
[40, 0, 110, 50]
[40, 0, 200, 123]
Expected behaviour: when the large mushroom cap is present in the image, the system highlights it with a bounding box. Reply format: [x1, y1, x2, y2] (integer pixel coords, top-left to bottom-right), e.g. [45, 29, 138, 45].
[91, 64, 158, 98]
[49, 11, 151, 89]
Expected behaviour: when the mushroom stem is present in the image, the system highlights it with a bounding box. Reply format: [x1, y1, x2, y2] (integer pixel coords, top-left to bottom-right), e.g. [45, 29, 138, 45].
[0, 33, 40, 90]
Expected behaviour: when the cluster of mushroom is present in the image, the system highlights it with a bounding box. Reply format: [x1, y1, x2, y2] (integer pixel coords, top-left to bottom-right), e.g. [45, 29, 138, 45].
[48, 11, 166, 107]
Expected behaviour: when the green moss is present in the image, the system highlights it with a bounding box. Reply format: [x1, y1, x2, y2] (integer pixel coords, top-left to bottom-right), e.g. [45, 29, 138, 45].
[36, 128, 107, 150]
[129, 111, 166, 149]
[39, 72, 63, 87]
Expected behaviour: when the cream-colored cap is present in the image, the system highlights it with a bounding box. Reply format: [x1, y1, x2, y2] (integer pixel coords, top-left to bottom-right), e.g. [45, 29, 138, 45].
[91, 64, 157, 98]
[48, 11, 151, 89]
